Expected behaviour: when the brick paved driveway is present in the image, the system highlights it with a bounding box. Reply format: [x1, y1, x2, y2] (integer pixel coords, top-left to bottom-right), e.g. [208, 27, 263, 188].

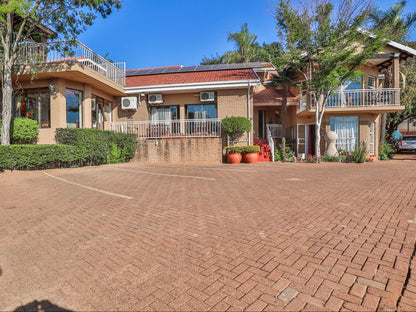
[0, 160, 415, 311]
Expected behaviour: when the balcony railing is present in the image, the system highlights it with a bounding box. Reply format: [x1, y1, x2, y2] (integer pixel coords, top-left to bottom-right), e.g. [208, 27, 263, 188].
[300, 88, 400, 111]
[17, 40, 126, 86]
[111, 119, 222, 139]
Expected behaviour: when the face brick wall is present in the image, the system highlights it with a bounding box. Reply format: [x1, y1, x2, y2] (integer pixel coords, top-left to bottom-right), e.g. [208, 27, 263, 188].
[135, 138, 222, 164]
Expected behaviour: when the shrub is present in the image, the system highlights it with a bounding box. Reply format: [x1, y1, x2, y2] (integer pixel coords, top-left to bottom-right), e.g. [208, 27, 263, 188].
[221, 117, 252, 142]
[322, 154, 340, 162]
[0, 144, 79, 170]
[351, 141, 367, 163]
[378, 141, 394, 160]
[56, 128, 137, 165]
[0, 118, 39, 144]
[274, 144, 295, 162]
[226, 145, 260, 154]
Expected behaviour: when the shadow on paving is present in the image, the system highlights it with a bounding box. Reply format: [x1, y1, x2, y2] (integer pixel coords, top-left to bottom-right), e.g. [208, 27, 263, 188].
[14, 300, 73, 312]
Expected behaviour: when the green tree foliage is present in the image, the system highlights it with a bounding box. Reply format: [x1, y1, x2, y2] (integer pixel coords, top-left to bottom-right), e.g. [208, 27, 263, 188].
[367, 1, 416, 138]
[0, 0, 122, 145]
[201, 23, 283, 65]
[367, 1, 416, 42]
[274, 0, 386, 161]
[221, 116, 252, 143]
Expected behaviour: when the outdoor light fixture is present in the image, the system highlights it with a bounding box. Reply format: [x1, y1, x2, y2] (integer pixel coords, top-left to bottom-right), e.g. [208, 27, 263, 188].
[48, 81, 56, 95]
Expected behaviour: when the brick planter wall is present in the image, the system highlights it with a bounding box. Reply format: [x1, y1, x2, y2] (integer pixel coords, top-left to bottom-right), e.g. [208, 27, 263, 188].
[135, 138, 222, 164]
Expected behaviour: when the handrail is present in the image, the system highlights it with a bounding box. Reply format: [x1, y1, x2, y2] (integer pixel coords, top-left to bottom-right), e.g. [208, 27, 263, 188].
[266, 124, 275, 162]
[17, 40, 126, 86]
[307, 88, 400, 109]
[111, 119, 222, 139]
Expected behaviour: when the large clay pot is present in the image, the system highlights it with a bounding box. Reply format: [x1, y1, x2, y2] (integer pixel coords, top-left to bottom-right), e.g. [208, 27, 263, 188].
[244, 152, 259, 163]
[244, 152, 259, 164]
[228, 152, 242, 164]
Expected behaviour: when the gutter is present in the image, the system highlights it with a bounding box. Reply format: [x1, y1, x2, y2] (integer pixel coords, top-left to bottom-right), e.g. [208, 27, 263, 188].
[124, 79, 260, 94]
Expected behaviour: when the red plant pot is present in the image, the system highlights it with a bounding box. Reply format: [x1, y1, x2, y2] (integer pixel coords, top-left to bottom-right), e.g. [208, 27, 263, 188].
[244, 152, 259, 163]
[228, 152, 242, 164]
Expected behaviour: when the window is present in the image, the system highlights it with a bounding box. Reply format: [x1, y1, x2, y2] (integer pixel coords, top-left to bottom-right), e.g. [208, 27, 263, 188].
[186, 104, 217, 119]
[91, 95, 111, 129]
[149, 106, 178, 121]
[369, 122, 375, 155]
[66, 89, 82, 128]
[13, 88, 50, 128]
[368, 76, 375, 89]
[330, 116, 359, 152]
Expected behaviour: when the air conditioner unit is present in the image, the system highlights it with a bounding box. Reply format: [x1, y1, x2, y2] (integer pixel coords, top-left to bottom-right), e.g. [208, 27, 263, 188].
[148, 94, 163, 104]
[200, 91, 215, 102]
[121, 96, 138, 110]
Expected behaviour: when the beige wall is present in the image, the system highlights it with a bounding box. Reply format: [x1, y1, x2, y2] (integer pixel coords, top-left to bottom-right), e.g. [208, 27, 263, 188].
[15, 78, 114, 144]
[113, 88, 254, 144]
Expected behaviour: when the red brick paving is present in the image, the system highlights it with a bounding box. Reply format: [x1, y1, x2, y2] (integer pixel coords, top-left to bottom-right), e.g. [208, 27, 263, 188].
[0, 160, 415, 311]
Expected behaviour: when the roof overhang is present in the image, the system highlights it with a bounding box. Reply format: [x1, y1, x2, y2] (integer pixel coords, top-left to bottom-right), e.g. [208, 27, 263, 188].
[125, 79, 260, 94]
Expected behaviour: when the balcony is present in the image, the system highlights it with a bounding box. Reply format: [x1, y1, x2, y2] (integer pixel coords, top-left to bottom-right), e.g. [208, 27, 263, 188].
[299, 88, 403, 114]
[16, 40, 126, 92]
[111, 119, 222, 139]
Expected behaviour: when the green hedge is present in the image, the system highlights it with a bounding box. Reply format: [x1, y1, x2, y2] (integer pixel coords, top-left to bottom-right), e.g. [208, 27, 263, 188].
[55, 128, 137, 165]
[222, 117, 252, 142]
[0, 117, 39, 144]
[0, 145, 79, 170]
[226, 145, 260, 153]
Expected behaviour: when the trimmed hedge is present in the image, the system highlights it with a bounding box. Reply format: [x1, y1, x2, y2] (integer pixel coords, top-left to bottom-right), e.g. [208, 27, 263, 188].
[221, 117, 252, 142]
[0, 144, 79, 170]
[56, 128, 137, 165]
[0, 117, 39, 144]
[226, 145, 260, 153]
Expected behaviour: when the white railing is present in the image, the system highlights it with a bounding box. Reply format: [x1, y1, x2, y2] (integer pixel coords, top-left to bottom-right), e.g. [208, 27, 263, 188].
[17, 40, 126, 86]
[268, 124, 282, 139]
[307, 88, 400, 109]
[111, 119, 222, 139]
[266, 124, 275, 162]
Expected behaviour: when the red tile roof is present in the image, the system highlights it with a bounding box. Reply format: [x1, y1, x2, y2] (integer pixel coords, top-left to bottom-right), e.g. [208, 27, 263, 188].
[254, 88, 297, 106]
[126, 65, 182, 72]
[126, 69, 258, 87]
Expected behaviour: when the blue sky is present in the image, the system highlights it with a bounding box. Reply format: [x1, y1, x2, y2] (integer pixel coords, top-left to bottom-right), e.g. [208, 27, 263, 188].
[78, 0, 416, 70]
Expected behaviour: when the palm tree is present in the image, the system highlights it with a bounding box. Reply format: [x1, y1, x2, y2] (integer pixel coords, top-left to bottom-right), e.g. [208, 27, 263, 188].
[226, 23, 267, 63]
[269, 65, 298, 151]
[368, 1, 416, 41]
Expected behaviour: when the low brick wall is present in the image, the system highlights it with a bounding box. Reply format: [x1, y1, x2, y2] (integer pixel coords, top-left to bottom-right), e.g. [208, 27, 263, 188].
[135, 138, 222, 164]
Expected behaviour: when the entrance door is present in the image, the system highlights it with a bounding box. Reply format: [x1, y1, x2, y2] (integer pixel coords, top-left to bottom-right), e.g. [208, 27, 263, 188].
[258, 110, 266, 139]
[297, 124, 308, 157]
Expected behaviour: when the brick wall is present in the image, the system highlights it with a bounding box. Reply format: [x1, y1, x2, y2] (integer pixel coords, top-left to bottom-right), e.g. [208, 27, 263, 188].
[135, 138, 222, 164]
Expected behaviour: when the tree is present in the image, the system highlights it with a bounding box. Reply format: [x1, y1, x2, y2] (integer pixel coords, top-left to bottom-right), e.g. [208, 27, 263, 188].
[200, 23, 280, 65]
[367, 1, 416, 42]
[386, 41, 416, 137]
[0, 0, 122, 145]
[367, 1, 416, 139]
[274, 0, 386, 161]
[268, 64, 298, 151]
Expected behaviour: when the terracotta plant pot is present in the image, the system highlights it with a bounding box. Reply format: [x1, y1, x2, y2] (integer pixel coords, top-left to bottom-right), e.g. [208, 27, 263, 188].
[228, 152, 242, 164]
[244, 152, 259, 163]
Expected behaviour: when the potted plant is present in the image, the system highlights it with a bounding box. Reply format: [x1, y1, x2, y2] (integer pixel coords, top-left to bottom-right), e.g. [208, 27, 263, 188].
[241, 145, 260, 163]
[226, 146, 243, 164]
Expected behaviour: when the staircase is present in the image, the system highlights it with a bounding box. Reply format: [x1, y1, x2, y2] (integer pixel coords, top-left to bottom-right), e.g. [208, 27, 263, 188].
[254, 139, 273, 162]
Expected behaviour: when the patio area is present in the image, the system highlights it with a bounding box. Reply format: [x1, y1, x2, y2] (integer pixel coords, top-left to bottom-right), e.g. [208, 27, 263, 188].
[0, 160, 415, 311]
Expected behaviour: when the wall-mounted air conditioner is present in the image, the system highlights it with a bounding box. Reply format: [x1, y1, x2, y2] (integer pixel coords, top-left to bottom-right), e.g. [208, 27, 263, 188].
[148, 94, 163, 104]
[200, 91, 215, 102]
[121, 96, 138, 110]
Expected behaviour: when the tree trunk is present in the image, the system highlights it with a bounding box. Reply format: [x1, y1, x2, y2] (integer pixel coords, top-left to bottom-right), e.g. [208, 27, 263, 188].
[282, 86, 288, 151]
[1, 46, 12, 146]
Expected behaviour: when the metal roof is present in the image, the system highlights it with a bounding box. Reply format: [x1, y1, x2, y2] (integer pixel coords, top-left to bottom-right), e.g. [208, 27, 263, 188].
[126, 62, 267, 77]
